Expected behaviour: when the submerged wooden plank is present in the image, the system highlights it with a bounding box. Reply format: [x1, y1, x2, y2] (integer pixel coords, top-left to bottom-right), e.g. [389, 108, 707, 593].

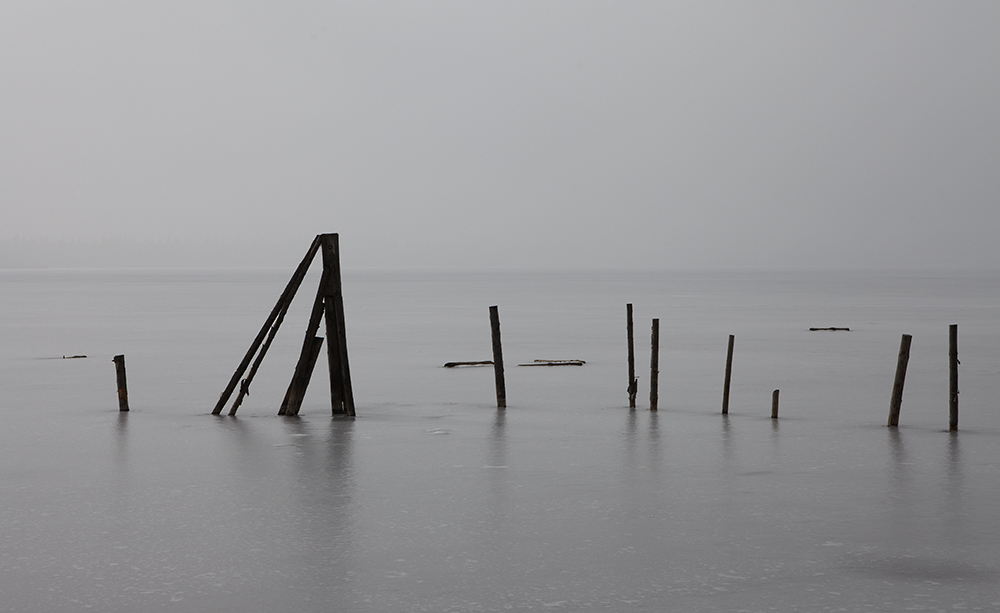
[517, 360, 585, 367]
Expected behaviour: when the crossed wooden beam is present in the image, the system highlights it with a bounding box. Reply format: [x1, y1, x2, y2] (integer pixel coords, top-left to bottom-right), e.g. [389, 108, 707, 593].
[212, 233, 355, 417]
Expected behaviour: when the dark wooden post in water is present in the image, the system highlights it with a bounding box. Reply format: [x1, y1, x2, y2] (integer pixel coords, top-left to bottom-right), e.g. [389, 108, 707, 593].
[490, 306, 506, 408]
[887, 333, 912, 427]
[320, 234, 354, 416]
[649, 319, 659, 411]
[215, 233, 355, 417]
[949, 324, 959, 431]
[722, 334, 735, 414]
[771, 389, 779, 418]
[112, 354, 129, 412]
[627, 304, 637, 408]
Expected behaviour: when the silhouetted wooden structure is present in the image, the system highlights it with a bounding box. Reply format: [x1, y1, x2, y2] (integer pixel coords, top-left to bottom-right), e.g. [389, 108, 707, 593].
[213, 233, 355, 417]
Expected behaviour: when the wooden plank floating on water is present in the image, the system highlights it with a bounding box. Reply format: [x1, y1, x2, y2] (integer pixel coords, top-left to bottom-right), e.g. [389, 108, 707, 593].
[444, 361, 493, 368]
[517, 360, 586, 367]
[809, 327, 851, 331]
[62, 355, 87, 359]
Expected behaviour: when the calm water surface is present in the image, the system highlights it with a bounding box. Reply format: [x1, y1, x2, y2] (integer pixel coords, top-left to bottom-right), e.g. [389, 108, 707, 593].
[1, 268, 999, 611]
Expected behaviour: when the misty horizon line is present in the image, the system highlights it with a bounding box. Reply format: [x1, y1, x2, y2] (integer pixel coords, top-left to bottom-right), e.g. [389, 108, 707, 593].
[1, 236, 996, 274]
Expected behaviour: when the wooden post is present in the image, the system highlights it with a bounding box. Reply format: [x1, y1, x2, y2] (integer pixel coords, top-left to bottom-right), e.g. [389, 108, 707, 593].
[949, 324, 958, 431]
[490, 305, 506, 408]
[320, 234, 355, 416]
[649, 319, 659, 411]
[887, 333, 912, 427]
[112, 354, 129, 412]
[771, 389, 779, 419]
[627, 304, 637, 408]
[722, 334, 734, 414]
[279, 235, 355, 417]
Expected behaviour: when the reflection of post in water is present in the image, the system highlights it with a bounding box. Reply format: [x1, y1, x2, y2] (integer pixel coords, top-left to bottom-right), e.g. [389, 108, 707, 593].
[624, 409, 638, 473]
[720, 414, 733, 467]
[885, 428, 914, 545]
[287, 418, 358, 588]
[945, 432, 966, 538]
[489, 409, 507, 471]
[115, 411, 130, 468]
[327, 418, 356, 489]
[647, 410, 661, 474]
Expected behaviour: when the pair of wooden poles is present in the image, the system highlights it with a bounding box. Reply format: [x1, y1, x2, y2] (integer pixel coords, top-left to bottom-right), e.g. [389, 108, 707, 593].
[626, 303, 666, 411]
[888, 325, 959, 430]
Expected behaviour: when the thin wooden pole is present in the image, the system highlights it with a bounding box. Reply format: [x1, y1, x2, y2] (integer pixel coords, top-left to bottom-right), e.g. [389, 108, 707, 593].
[229, 293, 293, 415]
[490, 305, 506, 408]
[627, 304, 637, 408]
[722, 335, 735, 414]
[113, 354, 129, 412]
[213, 235, 322, 414]
[650, 319, 659, 411]
[887, 333, 912, 427]
[949, 324, 958, 431]
[771, 389, 779, 419]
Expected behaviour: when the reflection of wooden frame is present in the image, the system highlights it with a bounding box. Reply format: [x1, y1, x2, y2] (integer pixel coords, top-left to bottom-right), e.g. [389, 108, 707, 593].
[212, 233, 355, 417]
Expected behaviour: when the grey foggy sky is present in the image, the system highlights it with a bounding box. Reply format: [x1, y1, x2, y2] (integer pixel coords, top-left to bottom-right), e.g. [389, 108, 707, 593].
[2, 2, 998, 269]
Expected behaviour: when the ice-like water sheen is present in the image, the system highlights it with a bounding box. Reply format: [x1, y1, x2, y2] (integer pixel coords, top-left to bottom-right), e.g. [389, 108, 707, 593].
[1, 268, 999, 611]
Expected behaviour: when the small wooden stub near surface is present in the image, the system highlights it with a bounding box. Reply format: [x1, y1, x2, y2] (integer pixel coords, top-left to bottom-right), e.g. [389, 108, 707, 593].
[809, 327, 850, 331]
[517, 359, 586, 367]
[444, 361, 494, 368]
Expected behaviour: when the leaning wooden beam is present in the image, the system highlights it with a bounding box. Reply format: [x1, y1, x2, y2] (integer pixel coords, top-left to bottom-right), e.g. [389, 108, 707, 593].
[212, 236, 322, 415]
[228, 293, 294, 415]
[279, 267, 330, 416]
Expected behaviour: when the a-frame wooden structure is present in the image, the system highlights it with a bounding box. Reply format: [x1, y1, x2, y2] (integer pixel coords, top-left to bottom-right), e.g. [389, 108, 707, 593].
[212, 233, 355, 417]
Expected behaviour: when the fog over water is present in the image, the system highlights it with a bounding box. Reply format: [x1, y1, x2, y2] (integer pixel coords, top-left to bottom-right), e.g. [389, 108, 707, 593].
[1, 267, 999, 611]
[2, 2, 1000, 269]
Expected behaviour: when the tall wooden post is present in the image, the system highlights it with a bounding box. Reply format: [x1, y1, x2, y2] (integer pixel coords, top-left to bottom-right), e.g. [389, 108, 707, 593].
[320, 234, 355, 416]
[949, 324, 958, 431]
[280, 234, 355, 417]
[490, 306, 506, 408]
[649, 319, 659, 411]
[771, 389, 779, 419]
[887, 333, 912, 427]
[113, 354, 129, 412]
[722, 335, 735, 414]
[627, 304, 637, 408]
